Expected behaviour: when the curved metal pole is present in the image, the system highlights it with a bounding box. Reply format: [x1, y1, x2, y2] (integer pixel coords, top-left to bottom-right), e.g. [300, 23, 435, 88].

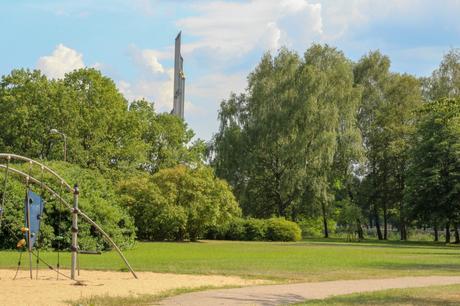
[0, 164, 138, 279]
[78, 210, 137, 279]
[0, 165, 72, 210]
[0, 154, 73, 192]
[0, 156, 10, 228]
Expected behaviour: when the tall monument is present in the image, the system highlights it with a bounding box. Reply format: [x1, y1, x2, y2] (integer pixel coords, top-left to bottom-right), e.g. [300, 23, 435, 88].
[172, 32, 185, 119]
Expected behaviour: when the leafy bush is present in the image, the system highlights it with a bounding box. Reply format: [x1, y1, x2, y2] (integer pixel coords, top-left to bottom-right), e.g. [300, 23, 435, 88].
[118, 165, 241, 241]
[244, 218, 266, 241]
[205, 217, 300, 242]
[225, 217, 246, 240]
[265, 218, 301, 241]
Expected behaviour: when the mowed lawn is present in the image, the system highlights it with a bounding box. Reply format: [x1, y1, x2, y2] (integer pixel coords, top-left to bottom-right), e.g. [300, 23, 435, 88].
[1, 239, 459, 282]
[298, 284, 460, 305]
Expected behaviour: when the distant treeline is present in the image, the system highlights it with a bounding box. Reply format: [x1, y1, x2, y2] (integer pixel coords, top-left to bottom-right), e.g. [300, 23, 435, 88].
[209, 46, 460, 242]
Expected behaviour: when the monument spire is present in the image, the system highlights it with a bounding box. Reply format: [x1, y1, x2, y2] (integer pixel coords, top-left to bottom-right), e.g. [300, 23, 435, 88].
[172, 31, 185, 119]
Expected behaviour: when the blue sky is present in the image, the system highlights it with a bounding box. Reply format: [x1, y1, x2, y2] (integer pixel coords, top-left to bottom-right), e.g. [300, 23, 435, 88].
[1, 0, 459, 140]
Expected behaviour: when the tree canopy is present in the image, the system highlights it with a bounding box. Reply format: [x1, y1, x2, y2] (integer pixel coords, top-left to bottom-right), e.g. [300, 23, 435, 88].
[0, 68, 203, 174]
[210, 45, 362, 239]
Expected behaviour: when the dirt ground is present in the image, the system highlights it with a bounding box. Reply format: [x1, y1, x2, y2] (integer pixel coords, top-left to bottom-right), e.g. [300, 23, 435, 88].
[0, 269, 266, 306]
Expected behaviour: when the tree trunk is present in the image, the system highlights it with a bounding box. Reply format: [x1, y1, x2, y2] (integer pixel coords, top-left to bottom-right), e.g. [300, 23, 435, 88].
[383, 203, 388, 240]
[322, 202, 329, 238]
[381, 164, 389, 241]
[445, 222, 451, 244]
[374, 206, 383, 240]
[434, 223, 439, 242]
[400, 223, 407, 241]
[399, 199, 407, 240]
[357, 219, 364, 240]
[455, 225, 460, 244]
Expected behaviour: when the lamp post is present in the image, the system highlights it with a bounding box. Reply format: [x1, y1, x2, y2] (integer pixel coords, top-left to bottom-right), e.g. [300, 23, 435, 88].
[50, 129, 67, 162]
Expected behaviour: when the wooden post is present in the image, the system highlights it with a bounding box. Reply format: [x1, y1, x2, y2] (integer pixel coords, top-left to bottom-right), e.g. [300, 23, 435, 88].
[26, 191, 33, 279]
[71, 184, 79, 280]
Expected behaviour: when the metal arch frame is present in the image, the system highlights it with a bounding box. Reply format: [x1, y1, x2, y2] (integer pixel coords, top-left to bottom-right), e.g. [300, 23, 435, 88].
[0, 154, 73, 192]
[0, 155, 138, 279]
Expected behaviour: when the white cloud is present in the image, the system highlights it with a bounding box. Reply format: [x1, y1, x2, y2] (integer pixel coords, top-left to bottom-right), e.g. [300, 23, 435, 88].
[261, 22, 282, 51]
[177, 0, 323, 57]
[118, 76, 172, 110]
[140, 49, 165, 74]
[37, 44, 85, 79]
[128, 45, 174, 74]
[121, 45, 174, 110]
[315, 0, 460, 42]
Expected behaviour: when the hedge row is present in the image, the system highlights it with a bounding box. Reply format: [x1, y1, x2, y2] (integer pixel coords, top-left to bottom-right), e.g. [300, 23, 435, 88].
[205, 217, 301, 241]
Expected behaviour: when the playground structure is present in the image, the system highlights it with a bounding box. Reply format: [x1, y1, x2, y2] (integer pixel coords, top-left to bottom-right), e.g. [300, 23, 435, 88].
[0, 153, 137, 280]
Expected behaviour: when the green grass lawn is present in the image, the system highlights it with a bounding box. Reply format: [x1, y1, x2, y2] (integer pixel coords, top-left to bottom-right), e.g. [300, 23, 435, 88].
[297, 284, 460, 305]
[1, 239, 459, 282]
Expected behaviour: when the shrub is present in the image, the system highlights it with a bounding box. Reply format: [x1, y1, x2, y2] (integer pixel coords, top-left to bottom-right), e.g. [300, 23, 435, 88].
[204, 224, 226, 240]
[225, 217, 246, 240]
[205, 217, 301, 242]
[244, 218, 266, 241]
[118, 165, 242, 241]
[265, 218, 301, 241]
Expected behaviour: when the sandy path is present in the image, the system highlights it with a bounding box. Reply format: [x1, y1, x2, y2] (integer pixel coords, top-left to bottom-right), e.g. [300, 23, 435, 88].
[0, 269, 266, 306]
[161, 276, 460, 305]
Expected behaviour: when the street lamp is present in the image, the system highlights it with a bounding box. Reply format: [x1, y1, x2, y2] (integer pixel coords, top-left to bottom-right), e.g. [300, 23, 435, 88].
[50, 129, 67, 162]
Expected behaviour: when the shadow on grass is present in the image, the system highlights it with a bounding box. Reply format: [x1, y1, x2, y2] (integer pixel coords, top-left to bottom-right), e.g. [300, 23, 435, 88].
[404, 252, 460, 256]
[302, 295, 460, 305]
[370, 262, 460, 272]
[296, 238, 458, 250]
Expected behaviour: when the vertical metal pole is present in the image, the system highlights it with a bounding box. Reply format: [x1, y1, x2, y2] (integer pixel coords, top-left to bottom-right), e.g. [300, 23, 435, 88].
[71, 184, 79, 280]
[26, 188, 33, 279]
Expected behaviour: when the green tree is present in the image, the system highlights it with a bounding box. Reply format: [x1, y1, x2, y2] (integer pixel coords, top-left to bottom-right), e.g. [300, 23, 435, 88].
[0, 68, 147, 172]
[211, 45, 362, 238]
[0, 69, 56, 158]
[302, 45, 362, 237]
[422, 49, 460, 101]
[0, 68, 204, 177]
[129, 99, 205, 174]
[337, 199, 364, 241]
[62, 68, 146, 171]
[354, 51, 421, 240]
[406, 98, 460, 243]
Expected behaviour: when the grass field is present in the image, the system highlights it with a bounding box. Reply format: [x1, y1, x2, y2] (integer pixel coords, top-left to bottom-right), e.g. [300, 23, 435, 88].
[1, 239, 459, 282]
[297, 284, 460, 305]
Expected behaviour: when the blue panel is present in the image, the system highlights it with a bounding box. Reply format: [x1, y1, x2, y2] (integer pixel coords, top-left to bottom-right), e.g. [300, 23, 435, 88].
[24, 189, 45, 249]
